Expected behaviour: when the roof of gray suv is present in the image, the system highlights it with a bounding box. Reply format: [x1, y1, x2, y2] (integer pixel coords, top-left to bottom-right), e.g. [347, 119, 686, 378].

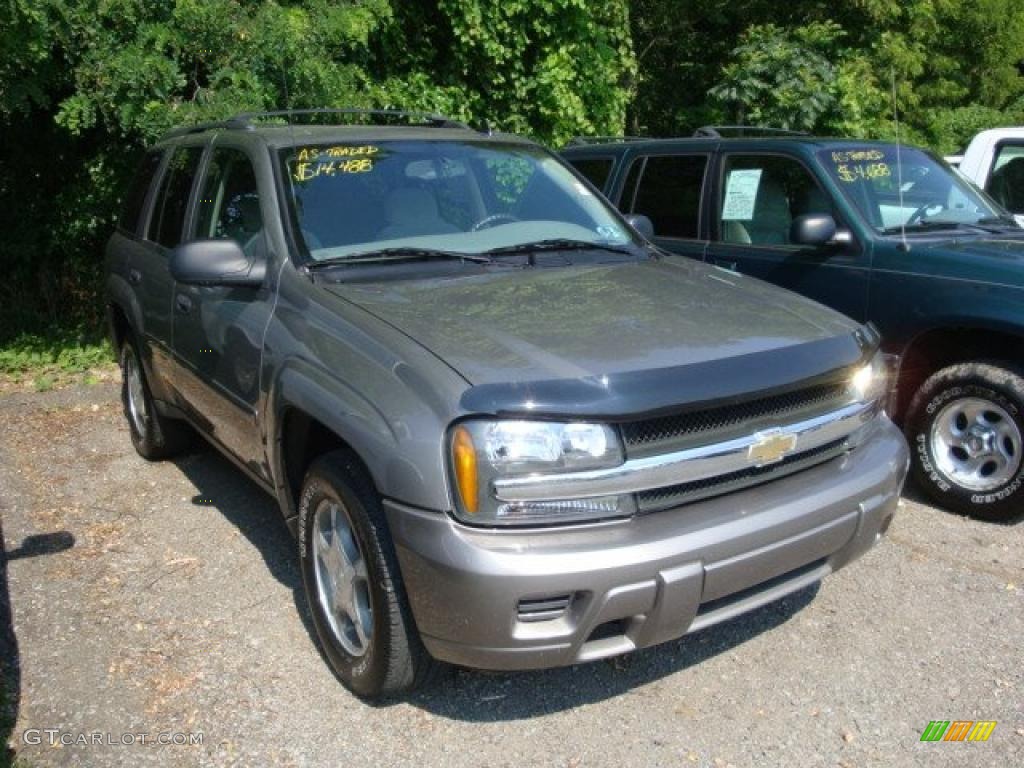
[156, 110, 535, 149]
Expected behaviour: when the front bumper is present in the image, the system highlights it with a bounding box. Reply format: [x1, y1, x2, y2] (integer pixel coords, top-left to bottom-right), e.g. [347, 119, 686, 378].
[386, 417, 909, 671]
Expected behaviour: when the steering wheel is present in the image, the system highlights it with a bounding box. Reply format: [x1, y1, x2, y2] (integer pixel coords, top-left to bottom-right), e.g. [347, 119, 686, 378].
[906, 203, 945, 226]
[471, 213, 520, 231]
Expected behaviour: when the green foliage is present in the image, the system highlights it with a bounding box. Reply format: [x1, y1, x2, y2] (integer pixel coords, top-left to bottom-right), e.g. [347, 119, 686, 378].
[631, 0, 1024, 151]
[0, 331, 112, 376]
[709, 23, 842, 131]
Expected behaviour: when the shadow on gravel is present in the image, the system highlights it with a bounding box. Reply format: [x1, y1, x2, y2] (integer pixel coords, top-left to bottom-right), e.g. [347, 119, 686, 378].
[407, 583, 819, 721]
[1, 524, 76, 763]
[169, 444, 318, 641]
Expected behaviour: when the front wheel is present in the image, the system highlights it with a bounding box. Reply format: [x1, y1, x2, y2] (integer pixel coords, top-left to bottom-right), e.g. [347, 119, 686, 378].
[905, 361, 1024, 521]
[298, 451, 442, 698]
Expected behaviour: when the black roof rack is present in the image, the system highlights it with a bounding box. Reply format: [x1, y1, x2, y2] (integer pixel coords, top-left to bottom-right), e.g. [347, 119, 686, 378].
[693, 125, 809, 138]
[160, 108, 471, 140]
[565, 135, 648, 146]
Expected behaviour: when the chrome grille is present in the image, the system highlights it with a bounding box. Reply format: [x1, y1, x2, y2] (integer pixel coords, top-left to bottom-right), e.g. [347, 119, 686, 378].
[621, 381, 851, 456]
[636, 437, 850, 513]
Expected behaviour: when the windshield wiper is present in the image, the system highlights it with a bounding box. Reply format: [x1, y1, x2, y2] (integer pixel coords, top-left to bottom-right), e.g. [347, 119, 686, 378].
[484, 239, 636, 257]
[881, 221, 965, 235]
[306, 247, 493, 269]
[976, 215, 1021, 228]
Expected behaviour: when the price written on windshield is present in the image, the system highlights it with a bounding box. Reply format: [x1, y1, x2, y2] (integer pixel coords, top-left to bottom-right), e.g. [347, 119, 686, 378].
[293, 158, 373, 181]
[830, 149, 891, 184]
[836, 162, 891, 183]
[292, 145, 380, 181]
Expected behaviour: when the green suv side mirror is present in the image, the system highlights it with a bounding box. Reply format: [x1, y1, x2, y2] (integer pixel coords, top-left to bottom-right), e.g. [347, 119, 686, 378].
[790, 214, 838, 247]
[170, 239, 266, 288]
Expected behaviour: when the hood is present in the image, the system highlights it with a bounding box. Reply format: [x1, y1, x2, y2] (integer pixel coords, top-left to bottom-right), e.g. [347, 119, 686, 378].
[324, 257, 864, 396]
[909, 235, 1024, 288]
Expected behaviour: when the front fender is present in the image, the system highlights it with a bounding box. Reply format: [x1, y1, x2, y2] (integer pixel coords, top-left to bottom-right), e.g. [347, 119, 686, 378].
[265, 355, 457, 521]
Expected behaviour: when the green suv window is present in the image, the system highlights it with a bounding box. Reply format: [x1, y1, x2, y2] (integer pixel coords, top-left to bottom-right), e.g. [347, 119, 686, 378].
[717, 155, 832, 246]
[623, 154, 707, 239]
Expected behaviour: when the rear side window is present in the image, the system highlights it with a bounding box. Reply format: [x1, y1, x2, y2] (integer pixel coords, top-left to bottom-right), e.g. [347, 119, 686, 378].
[118, 151, 163, 233]
[147, 146, 204, 248]
[625, 155, 708, 239]
[568, 156, 615, 192]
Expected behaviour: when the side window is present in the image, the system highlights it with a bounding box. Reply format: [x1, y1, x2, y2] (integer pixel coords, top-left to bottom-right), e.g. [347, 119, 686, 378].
[627, 155, 707, 239]
[718, 155, 833, 246]
[119, 151, 164, 234]
[986, 143, 1024, 214]
[568, 156, 615, 192]
[619, 156, 645, 212]
[147, 146, 204, 249]
[195, 148, 263, 250]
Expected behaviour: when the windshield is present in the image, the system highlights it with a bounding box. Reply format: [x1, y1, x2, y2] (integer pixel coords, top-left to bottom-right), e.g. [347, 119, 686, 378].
[279, 140, 634, 260]
[817, 146, 1005, 233]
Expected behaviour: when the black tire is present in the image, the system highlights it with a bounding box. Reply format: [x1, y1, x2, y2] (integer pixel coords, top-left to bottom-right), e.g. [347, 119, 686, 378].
[119, 338, 191, 461]
[298, 450, 442, 698]
[905, 361, 1024, 522]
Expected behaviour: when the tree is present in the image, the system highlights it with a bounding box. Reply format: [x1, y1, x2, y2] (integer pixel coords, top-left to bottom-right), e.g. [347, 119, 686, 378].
[708, 23, 841, 132]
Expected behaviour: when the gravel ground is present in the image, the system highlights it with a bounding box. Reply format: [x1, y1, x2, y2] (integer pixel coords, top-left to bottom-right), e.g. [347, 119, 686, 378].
[1, 380, 1021, 768]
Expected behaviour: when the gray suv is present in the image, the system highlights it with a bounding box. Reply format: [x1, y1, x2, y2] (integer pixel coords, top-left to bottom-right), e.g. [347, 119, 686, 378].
[105, 109, 909, 698]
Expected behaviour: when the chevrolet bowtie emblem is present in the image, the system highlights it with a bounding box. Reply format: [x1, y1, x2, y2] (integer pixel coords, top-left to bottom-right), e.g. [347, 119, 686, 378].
[747, 430, 798, 466]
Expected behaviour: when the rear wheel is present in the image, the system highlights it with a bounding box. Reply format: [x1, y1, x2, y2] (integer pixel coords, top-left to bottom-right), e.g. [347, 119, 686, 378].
[120, 339, 191, 460]
[298, 450, 442, 698]
[905, 361, 1024, 521]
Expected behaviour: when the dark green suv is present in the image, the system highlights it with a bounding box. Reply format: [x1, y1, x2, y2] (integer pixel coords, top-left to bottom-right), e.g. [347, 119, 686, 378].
[562, 130, 1024, 521]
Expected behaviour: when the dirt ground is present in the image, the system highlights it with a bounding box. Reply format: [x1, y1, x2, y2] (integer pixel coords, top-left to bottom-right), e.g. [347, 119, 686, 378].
[1, 379, 1021, 767]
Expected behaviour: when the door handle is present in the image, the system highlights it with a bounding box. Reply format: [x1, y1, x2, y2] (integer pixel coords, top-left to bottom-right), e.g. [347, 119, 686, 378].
[175, 294, 193, 314]
[128, 268, 142, 285]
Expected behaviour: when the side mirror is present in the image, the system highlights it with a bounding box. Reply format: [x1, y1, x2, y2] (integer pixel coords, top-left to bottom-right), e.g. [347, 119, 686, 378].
[624, 213, 655, 240]
[790, 214, 838, 247]
[170, 239, 265, 288]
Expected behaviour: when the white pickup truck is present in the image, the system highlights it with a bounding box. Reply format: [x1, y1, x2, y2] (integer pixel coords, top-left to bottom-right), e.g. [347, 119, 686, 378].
[949, 127, 1024, 227]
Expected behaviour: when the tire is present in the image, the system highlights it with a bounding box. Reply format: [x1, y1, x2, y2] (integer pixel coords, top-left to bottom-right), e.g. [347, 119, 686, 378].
[905, 361, 1024, 522]
[298, 450, 442, 698]
[119, 338, 191, 460]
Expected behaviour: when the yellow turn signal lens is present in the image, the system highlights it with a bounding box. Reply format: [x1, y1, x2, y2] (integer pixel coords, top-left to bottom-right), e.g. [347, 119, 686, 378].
[452, 426, 479, 514]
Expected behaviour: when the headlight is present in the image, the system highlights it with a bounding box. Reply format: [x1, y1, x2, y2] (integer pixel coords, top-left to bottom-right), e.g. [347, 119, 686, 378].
[848, 349, 894, 448]
[851, 350, 890, 404]
[448, 420, 633, 526]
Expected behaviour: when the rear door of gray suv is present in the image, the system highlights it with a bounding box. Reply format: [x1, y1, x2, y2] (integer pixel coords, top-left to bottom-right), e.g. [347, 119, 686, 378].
[134, 142, 205, 395]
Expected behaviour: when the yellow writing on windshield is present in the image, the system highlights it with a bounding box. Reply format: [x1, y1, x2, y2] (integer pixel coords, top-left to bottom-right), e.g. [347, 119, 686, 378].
[293, 157, 374, 182]
[831, 149, 885, 163]
[836, 162, 891, 183]
[296, 145, 379, 162]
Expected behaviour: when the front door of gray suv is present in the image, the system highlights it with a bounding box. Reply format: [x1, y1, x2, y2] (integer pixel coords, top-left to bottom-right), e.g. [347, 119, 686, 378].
[136, 144, 205, 396]
[705, 152, 870, 322]
[170, 146, 271, 472]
